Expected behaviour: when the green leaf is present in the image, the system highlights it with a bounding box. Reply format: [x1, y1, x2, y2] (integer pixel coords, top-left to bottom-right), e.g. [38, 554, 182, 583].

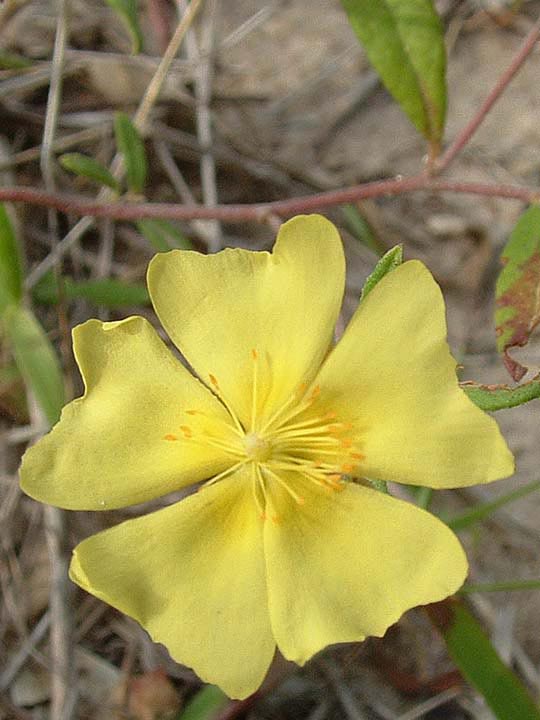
[3, 305, 64, 425]
[0, 204, 24, 314]
[59, 153, 120, 192]
[447, 478, 540, 533]
[104, 0, 143, 54]
[114, 112, 147, 193]
[460, 375, 540, 411]
[495, 205, 540, 381]
[340, 0, 446, 144]
[136, 219, 193, 251]
[342, 204, 384, 256]
[461, 579, 540, 594]
[427, 600, 540, 720]
[177, 685, 229, 720]
[360, 244, 403, 301]
[33, 273, 150, 308]
[0, 51, 33, 70]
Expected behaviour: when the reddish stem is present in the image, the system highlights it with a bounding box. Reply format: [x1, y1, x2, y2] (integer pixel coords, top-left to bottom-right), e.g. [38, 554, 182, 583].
[435, 16, 540, 173]
[0, 177, 538, 223]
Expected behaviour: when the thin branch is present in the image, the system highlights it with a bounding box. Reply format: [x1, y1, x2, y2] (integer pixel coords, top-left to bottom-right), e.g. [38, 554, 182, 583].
[39, 1, 77, 718]
[179, 0, 223, 250]
[435, 15, 540, 173]
[3, 176, 540, 225]
[134, 0, 204, 133]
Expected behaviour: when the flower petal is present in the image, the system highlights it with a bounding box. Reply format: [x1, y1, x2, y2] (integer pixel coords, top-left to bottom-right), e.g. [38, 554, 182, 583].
[316, 261, 514, 488]
[70, 473, 275, 699]
[147, 215, 345, 428]
[20, 316, 234, 510]
[264, 477, 467, 665]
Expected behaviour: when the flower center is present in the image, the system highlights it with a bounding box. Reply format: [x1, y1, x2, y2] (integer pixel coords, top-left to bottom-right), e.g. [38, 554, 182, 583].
[243, 433, 272, 463]
[163, 348, 366, 521]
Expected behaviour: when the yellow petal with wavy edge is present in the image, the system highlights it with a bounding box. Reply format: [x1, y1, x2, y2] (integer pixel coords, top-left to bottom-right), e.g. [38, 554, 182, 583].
[70, 472, 274, 699]
[264, 477, 467, 664]
[20, 316, 235, 510]
[147, 215, 345, 429]
[316, 261, 514, 488]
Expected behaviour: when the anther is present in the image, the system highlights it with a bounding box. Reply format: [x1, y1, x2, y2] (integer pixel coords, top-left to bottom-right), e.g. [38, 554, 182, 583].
[341, 463, 355, 474]
[209, 373, 219, 388]
[179, 425, 192, 438]
[164, 434, 178, 441]
[251, 348, 258, 360]
[350, 452, 365, 460]
[185, 409, 199, 416]
[340, 438, 353, 448]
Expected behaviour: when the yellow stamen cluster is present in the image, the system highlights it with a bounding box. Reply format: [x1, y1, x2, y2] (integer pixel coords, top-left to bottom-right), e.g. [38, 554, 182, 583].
[164, 350, 365, 520]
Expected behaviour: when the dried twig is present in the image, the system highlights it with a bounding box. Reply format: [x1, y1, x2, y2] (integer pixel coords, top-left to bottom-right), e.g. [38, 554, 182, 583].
[39, 0, 77, 716]
[317, 659, 368, 720]
[179, 0, 222, 250]
[23, 0, 204, 290]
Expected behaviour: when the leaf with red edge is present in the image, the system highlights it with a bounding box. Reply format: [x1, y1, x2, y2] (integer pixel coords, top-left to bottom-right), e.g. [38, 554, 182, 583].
[495, 205, 540, 381]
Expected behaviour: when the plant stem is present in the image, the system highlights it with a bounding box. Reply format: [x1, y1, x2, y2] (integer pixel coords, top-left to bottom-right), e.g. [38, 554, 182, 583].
[2, 176, 539, 223]
[461, 579, 540, 594]
[435, 16, 540, 173]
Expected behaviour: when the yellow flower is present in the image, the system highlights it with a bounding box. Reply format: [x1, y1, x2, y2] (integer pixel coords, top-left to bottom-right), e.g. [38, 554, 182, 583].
[20, 215, 513, 699]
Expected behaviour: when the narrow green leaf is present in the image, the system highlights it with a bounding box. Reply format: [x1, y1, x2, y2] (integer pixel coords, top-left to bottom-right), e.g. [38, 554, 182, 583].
[0, 204, 24, 313]
[360, 244, 403, 301]
[461, 579, 540, 594]
[495, 204, 540, 381]
[342, 204, 384, 256]
[104, 0, 143, 54]
[136, 219, 193, 251]
[59, 153, 120, 191]
[447, 479, 540, 532]
[427, 600, 540, 720]
[340, 0, 446, 143]
[33, 273, 150, 308]
[177, 685, 229, 720]
[0, 51, 33, 70]
[461, 375, 540, 411]
[3, 305, 64, 425]
[114, 112, 147, 193]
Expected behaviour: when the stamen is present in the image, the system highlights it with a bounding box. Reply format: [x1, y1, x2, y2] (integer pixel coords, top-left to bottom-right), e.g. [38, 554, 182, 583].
[258, 380, 321, 435]
[256, 465, 282, 523]
[263, 466, 305, 506]
[207, 372, 245, 435]
[201, 460, 247, 489]
[251, 348, 259, 432]
[179, 425, 192, 438]
[251, 463, 267, 520]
